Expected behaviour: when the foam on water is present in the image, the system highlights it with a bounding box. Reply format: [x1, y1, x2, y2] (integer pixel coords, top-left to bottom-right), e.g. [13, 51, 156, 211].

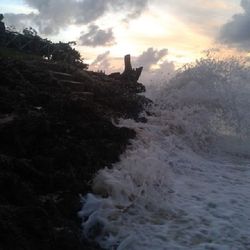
[79, 58, 250, 249]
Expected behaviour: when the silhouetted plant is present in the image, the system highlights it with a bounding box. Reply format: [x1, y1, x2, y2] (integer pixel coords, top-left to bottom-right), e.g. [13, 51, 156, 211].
[0, 14, 88, 69]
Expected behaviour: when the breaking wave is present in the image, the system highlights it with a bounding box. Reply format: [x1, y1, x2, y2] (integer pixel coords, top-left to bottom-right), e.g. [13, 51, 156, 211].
[79, 57, 250, 249]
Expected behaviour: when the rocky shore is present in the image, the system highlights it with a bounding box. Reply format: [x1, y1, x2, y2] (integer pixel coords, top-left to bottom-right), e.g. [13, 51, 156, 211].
[0, 53, 150, 250]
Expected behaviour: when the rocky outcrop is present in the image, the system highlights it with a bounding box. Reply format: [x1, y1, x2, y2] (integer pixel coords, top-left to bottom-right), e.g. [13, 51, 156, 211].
[0, 56, 151, 250]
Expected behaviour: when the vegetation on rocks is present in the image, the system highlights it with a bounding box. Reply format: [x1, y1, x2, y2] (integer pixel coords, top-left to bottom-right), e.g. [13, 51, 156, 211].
[0, 15, 87, 69]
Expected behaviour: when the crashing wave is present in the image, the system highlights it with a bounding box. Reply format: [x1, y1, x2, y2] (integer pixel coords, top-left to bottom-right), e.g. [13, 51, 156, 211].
[79, 57, 250, 249]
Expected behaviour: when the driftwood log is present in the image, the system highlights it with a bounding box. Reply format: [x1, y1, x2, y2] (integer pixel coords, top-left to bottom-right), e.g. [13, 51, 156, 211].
[124, 54, 132, 71]
[121, 54, 143, 82]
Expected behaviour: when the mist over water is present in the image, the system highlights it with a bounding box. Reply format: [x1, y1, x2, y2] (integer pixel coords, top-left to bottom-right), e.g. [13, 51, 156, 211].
[79, 57, 250, 249]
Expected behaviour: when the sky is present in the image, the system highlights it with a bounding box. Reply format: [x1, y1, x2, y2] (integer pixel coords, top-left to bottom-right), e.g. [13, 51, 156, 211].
[1, 0, 250, 83]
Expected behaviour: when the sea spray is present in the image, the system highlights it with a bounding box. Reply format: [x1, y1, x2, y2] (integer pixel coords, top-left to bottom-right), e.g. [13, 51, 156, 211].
[79, 57, 250, 249]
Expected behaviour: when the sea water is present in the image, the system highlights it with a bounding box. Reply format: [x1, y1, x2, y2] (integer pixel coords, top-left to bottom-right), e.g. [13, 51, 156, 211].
[79, 58, 250, 250]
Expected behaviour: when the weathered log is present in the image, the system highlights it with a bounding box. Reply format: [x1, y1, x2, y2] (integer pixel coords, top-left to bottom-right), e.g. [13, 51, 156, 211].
[135, 67, 143, 81]
[121, 54, 143, 82]
[124, 54, 132, 72]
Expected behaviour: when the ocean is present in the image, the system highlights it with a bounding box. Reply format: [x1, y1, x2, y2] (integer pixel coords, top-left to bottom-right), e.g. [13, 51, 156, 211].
[79, 57, 250, 250]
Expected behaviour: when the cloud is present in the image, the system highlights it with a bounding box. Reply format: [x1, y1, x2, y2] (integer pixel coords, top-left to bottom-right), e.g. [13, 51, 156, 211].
[133, 47, 175, 89]
[90, 51, 111, 72]
[92, 51, 111, 65]
[4, 0, 148, 35]
[6, 0, 77, 35]
[4, 13, 36, 30]
[134, 48, 175, 84]
[153, 0, 237, 36]
[118, 0, 149, 22]
[219, 0, 250, 50]
[134, 47, 168, 71]
[79, 25, 115, 47]
[141, 60, 175, 84]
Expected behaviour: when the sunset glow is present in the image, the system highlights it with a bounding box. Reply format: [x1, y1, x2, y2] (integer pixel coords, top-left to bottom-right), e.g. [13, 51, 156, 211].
[1, 0, 248, 79]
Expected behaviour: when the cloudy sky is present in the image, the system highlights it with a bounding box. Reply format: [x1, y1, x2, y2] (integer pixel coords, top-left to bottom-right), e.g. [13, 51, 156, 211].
[1, 0, 249, 82]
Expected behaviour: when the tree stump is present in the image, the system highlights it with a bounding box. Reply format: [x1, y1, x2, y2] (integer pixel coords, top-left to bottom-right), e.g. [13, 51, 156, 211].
[121, 54, 143, 82]
[124, 54, 132, 72]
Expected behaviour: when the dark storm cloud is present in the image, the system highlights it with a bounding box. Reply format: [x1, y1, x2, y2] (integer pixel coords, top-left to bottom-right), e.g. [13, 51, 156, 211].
[134, 48, 168, 71]
[79, 25, 115, 47]
[4, 0, 148, 35]
[219, 0, 250, 50]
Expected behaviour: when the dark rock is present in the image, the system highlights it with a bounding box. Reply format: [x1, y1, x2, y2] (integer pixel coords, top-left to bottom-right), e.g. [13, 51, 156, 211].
[109, 72, 121, 79]
[0, 14, 5, 35]
[0, 22, 5, 34]
[0, 55, 150, 250]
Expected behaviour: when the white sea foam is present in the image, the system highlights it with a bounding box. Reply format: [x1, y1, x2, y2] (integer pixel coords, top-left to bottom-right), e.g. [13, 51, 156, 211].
[79, 58, 250, 249]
